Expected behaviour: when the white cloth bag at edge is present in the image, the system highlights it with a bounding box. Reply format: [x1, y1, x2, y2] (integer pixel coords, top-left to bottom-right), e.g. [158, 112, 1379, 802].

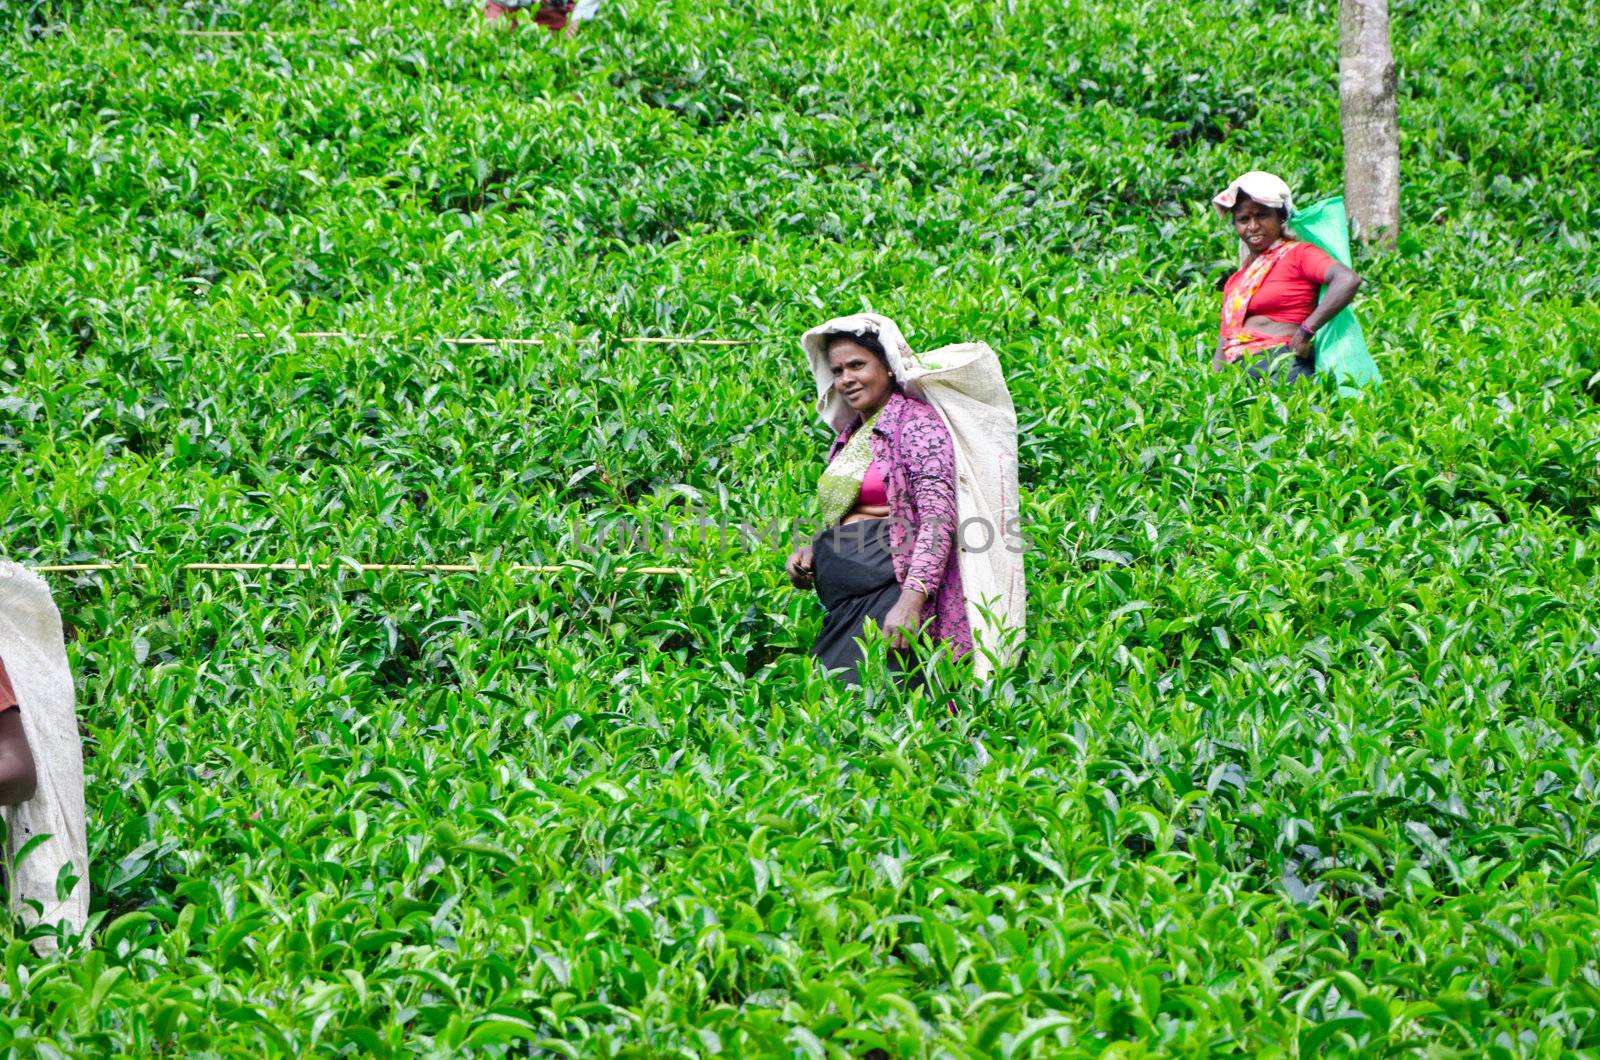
[0, 561, 90, 949]
[802, 314, 1026, 679]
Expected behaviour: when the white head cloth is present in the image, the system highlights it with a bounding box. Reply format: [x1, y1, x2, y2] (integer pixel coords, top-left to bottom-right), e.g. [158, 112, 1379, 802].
[1212, 170, 1295, 217]
[800, 313, 1026, 678]
[1212, 170, 1297, 263]
[0, 562, 90, 952]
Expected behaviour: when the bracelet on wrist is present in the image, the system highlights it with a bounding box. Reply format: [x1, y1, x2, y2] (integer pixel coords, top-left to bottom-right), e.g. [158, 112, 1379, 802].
[1296, 323, 1317, 340]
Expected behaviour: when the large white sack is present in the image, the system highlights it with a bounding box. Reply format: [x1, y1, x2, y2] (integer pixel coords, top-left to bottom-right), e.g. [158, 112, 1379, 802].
[0, 562, 90, 949]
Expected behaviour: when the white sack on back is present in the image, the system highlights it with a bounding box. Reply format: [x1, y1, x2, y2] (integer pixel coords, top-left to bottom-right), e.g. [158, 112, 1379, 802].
[0, 562, 90, 949]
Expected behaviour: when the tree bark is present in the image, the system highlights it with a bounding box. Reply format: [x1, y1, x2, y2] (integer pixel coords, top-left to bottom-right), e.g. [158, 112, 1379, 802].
[1339, 0, 1400, 247]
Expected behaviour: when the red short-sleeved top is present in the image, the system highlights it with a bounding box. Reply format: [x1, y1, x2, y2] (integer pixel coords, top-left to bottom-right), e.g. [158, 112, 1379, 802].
[0, 654, 17, 710]
[1230, 242, 1338, 326]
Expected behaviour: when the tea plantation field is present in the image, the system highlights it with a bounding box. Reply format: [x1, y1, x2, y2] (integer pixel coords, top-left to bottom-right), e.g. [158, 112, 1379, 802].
[2, 0, 1598, 1053]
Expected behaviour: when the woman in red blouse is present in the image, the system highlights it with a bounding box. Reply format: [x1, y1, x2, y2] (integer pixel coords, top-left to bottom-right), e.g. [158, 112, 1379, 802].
[1212, 171, 1363, 384]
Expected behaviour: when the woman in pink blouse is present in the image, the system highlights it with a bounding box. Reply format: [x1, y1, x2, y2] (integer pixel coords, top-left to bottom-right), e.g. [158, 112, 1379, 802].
[787, 327, 971, 684]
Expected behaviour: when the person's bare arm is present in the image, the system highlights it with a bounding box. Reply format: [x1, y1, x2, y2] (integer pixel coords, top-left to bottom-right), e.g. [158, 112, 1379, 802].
[1292, 263, 1362, 357]
[0, 656, 37, 805]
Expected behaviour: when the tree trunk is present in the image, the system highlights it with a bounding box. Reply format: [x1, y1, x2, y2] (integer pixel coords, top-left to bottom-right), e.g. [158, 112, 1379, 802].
[1339, 0, 1400, 247]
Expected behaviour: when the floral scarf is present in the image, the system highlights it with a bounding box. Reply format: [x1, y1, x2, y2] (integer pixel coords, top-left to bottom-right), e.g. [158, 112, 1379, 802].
[1216, 238, 1297, 366]
[816, 408, 881, 526]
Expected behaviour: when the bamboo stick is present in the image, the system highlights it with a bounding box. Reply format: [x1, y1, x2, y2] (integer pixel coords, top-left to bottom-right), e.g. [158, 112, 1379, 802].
[32, 562, 692, 576]
[143, 29, 303, 38]
[183, 30, 306, 38]
[234, 331, 546, 346]
[619, 337, 755, 346]
[235, 331, 754, 346]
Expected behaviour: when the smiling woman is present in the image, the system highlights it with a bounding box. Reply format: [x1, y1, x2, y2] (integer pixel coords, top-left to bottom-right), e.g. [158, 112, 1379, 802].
[791, 314, 1026, 686]
[789, 324, 967, 684]
[1212, 171, 1364, 383]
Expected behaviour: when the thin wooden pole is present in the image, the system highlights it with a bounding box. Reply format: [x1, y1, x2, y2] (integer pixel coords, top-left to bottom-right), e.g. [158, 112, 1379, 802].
[177, 29, 305, 38]
[620, 337, 755, 347]
[104, 27, 289, 38]
[234, 331, 546, 346]
[32, 562, 692, 576]
[111, 29, 306, 38]
[234, 331, 754, 346]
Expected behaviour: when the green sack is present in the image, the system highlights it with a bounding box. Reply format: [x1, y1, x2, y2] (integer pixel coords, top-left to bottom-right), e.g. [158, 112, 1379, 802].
[1293, 195, 1382, 395]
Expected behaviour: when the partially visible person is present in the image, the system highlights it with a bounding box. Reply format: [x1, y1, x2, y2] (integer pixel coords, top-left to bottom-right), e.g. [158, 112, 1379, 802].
[1, 562, 90, 951]
[484, 0, 571, 32]
[483, 0, 600, 33]
[1212, 171, 1363, 384]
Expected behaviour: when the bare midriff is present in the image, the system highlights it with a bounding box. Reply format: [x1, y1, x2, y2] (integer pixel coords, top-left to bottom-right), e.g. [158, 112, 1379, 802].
[1242, 315, 1301, 339]
[842, 504, 891, 524]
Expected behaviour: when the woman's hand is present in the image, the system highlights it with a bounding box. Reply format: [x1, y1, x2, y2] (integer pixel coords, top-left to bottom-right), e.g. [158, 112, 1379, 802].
[0, 708, 38, 806]
[786, 545, 815, 589]
[883, 589, 929, 651]
[1291, 263, 1363, 356]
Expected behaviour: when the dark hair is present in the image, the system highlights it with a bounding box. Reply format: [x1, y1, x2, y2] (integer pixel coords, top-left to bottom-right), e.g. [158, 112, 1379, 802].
[1232, 191, 1288, 224]
[823, 329, 892, 370]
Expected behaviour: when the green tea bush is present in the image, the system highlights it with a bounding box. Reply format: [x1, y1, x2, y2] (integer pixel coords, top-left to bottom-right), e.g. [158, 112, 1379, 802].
[1, 0, 1598, 1053]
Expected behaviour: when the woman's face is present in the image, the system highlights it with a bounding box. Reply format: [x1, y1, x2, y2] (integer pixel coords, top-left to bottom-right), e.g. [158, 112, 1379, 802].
[828, 339, 894, 416]
[1231, 196, 1285, 254]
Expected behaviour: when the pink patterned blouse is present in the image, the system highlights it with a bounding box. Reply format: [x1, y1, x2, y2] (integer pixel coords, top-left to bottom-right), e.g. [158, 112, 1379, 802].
[828, 392, 973, 658]
[0, 655, 16, 711]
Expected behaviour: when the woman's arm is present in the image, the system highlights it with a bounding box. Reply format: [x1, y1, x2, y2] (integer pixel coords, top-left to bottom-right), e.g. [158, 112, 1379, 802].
[1292, 262, 1362, 357]
[0, 657, 36, 806]
[882, 412, 957, 649]
[900, 413, 957, 593]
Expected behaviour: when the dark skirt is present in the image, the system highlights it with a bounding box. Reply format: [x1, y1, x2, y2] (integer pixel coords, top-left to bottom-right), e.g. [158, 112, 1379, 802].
[811, 518, 902, 685]
[1246, 344, 1315, 385]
